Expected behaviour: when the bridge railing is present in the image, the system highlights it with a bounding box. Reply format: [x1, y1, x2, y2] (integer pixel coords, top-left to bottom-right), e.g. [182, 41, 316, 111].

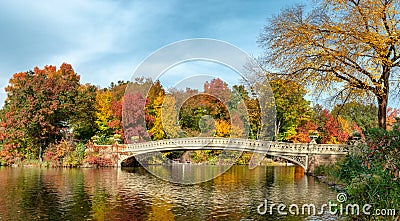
[122, 137, 348, 155]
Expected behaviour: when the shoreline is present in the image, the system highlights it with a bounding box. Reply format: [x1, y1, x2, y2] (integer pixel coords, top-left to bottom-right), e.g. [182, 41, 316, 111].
[309, 173, 347, 192]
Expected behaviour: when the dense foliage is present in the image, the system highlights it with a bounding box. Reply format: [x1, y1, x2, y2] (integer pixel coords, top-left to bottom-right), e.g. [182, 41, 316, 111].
[0, 64, 96, 164]
[0, 63, 397, 166]
[315, 123, 400, 220]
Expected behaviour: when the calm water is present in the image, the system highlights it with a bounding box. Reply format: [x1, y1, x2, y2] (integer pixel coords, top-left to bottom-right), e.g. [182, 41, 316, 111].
[0, 166, 341, 221]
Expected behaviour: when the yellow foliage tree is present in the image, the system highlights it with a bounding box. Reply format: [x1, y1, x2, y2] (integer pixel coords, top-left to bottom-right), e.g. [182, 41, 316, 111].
[161, 95, 181, 138]
[215, 120, 231, 137]
[148, 93, 166, 140]
[95, 89, 113, 133]
[259, 0, 400, 129]
[337, 115, 352, 136]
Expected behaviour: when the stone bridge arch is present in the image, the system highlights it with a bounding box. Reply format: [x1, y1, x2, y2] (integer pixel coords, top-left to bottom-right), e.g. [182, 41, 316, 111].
[119, 149, 308, 169]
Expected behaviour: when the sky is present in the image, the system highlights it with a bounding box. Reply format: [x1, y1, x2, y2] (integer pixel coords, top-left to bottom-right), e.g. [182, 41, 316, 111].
[0, 0, 310, 105]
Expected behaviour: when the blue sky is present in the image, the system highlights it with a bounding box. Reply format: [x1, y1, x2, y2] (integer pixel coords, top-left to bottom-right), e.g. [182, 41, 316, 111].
[0, 0, 306, 105]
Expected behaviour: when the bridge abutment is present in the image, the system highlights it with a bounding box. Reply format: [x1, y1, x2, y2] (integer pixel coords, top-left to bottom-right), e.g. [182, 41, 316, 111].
[306, 154, 346, 174]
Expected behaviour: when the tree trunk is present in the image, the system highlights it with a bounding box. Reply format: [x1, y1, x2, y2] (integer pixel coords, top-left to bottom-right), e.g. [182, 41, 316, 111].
[377, 93, 388, 129]
[377, 67, 390, 130]
[275, 120, 281, 140]
[39, 144, 43, 162]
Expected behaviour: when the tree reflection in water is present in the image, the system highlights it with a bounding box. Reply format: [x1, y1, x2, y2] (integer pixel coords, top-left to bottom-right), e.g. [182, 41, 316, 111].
[0, 166, 338, 221]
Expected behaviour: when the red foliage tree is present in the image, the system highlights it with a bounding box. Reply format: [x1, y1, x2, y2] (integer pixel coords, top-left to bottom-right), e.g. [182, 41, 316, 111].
[122, 91, 150, 143]
[320, 110, 349, 144]
[289, 121, 318, 143]
[0, 64, 82, 163]
[204, 78, 231, 103]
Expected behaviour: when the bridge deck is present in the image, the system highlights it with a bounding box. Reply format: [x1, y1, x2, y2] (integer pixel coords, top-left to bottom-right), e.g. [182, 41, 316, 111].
[122, 137, 348, 155]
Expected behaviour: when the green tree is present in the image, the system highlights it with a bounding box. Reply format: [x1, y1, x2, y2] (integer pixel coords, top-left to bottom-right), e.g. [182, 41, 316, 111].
[232, 85, 261, 139]
[270, 78, 313, 141]
[331, 102, 378, 132]
[71, 84, 98, 142]
[179, 93, 230, 136]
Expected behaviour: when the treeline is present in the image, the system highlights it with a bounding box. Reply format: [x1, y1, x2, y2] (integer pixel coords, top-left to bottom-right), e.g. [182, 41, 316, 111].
[0, 63, 398, 165]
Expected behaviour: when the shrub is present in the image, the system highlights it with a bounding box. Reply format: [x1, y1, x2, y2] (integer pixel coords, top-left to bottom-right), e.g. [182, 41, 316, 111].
[43, 140, 85, 167]
[333, 124, 400, 220]
[92, 135, 115, 145]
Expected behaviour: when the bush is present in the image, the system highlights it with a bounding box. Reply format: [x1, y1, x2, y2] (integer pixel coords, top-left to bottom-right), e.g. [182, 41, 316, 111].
[335, 154, 365, 183]
[314, 165, 329, 176]
[92, 135, 115, 145]
[43, 140, 86, 167]
[333, 125, 400, 220]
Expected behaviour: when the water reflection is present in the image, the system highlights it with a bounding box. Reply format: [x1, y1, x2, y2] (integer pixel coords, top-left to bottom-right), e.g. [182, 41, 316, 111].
[0, 166, 339, 220]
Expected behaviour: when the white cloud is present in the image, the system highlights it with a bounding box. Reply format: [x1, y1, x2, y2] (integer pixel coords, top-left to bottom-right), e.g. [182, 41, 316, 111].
[0, 0, 308, 107]
[159, 60, 244, 91]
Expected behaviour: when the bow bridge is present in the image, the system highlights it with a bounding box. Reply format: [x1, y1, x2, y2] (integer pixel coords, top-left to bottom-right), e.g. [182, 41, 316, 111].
[117, 137, 349, 173]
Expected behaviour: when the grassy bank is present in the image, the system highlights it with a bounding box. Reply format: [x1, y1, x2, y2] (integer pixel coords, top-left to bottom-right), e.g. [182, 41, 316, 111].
[313, 126, 400, 220]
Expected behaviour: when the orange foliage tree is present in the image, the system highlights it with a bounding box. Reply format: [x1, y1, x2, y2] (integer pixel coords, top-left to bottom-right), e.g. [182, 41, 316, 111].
[0, 64, 86, 163]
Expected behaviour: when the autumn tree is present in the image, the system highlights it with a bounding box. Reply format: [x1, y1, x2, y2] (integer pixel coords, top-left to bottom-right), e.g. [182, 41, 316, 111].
[0, 64, 84, 163]
[203, 78, 232, 120]
[259, 0, 400, 129]
[161, 95, 181, 139]
[386, 107, 399, 130]
[168, 87, 199, 108]
[94, 81, 128, 140]
[331, 102, 378, 131]
[310, 106, 363, 143]
[122, 91, 150, 143]
[288, 121, 318, 143]
[109, 81, 129, 136]
[148, 94, 166, 140]
[122, 78, 165, 143]
[321, 110, 349, 143]
[145, 80, 165, 134]
[204, 78, 231, 104]
[95, 89, 114, 136]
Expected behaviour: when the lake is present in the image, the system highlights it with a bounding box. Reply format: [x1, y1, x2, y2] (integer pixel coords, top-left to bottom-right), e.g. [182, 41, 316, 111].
[0, 165, 341, 220]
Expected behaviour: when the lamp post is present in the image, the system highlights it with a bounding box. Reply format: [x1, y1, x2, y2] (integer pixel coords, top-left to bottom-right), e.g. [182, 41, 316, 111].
[309, 134, 318, 144]
[349, 132, 362, 145]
